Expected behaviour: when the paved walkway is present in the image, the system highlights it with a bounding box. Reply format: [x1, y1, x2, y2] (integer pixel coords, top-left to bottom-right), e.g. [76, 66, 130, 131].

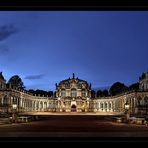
[0, 115, 148, 137]
[19, 112, 123, 116]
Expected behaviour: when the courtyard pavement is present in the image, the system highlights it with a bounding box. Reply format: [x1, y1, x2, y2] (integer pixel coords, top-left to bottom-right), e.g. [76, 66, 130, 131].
[0, 115, 148, 138]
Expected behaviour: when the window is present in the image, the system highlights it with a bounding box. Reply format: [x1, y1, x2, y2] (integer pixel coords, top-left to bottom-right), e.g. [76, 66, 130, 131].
[61, 89, 66, 97]
[3, 96, 8, 105]
[71, 88, 77, 97]
[82, 89, 86, 97]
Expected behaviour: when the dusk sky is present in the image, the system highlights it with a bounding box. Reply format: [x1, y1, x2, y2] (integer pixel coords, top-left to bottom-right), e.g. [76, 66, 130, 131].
[0, 11, 148, 91]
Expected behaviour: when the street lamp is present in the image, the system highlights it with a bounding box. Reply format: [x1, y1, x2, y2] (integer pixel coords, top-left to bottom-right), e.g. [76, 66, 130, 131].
[12, 103, 17, 123]
[125, 102, 130, 122]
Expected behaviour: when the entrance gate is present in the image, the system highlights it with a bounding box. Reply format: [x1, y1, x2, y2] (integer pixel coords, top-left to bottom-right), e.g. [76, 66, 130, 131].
[71, 104, 76, 112]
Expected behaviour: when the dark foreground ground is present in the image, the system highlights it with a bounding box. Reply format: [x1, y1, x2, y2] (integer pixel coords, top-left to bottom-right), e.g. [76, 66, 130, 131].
[0, 115, 148, 139]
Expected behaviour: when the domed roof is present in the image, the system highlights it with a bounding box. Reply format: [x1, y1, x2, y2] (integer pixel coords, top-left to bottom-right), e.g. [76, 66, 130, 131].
[58, 73, 88, 85]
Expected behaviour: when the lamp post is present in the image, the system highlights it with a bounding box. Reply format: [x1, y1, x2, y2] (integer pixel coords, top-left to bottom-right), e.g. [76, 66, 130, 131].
[12, 104, 17, 123]
[125, 102, 130, 122]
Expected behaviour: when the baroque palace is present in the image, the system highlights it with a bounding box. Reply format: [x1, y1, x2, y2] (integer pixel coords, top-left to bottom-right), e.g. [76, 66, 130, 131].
[0, 72, 148, 115]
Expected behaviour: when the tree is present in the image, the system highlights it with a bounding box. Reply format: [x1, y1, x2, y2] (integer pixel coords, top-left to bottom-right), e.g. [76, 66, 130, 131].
[91, 90, 96, 98]
[28, 89, 54, 97]
[47, 91, 53, 97]
[96, 90, 103, 97]
[129, 83, 139, 91]
[35, 89, 48, 96]
[28, 89, 35, 95]
[8, 75, 25, 89]
[102, 89, 109, 97]
[109, 82, 128, 96]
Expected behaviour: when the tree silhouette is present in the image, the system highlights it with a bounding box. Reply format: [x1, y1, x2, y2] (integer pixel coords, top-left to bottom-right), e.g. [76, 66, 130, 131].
[28, 89, 53, 97]
[129, 82, 139, 91]
[28, 89, 35, 95]
[109, 82, 128, 96]
[8, 75, 25, 89]
[102, 89, 109, 97]
[96, 90, 103, 97]
[47, 91, 53, 97]
[91, 90, 96, 98]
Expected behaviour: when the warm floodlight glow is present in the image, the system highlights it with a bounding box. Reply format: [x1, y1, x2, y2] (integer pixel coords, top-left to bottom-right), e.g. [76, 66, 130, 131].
[12, 104, 17, 109]
[125, 104, 129, 110]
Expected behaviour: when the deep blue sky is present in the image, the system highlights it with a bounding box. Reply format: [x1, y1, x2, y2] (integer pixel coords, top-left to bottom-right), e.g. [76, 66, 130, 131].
[0, 11, 148, 91]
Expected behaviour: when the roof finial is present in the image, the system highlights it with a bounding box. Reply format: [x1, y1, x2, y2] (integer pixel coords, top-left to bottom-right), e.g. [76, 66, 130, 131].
[73, 73, 75, 79]
[55, 83, 57, 87]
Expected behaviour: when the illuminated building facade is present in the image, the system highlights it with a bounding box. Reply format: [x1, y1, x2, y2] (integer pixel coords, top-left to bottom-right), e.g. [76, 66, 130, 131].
[0, 71, 148, 115]
[55, 73, 91, 112]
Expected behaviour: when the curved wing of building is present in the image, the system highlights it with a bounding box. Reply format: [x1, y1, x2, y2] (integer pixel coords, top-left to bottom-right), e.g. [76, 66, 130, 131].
[0, 72, 148, 115]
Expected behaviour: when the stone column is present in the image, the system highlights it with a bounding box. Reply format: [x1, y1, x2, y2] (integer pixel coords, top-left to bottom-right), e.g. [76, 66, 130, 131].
[44, 102, 47, 111]
[36, 101, 39, 111]
[93, 101, 97, 112]
[98, 102, 101, 112]
[24, 101, 26, 112]
[1, 96, 4, 105]
[110, 102, 113, 112]
[102, 102, 105, 112]
[35, 101, 37, 111]
[106, 102, 109, 112]
[27, 100, 29, 112]
[42, 102, 44, 111]
[97, 102, 99, 111]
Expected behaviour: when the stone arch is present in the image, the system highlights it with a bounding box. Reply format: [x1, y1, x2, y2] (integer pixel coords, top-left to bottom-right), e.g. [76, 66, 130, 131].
[109, 102, 112, 110]
[40, 101, 43, 111]
[71, 104, 77, 112]
[36, 101, 39, 111]
[44, 102, 47, 111]
[100, 102, 103, 111]
[104, 102, 108, 111]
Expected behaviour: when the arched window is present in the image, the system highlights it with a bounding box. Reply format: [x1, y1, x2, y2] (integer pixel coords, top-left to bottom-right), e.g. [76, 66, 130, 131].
[61, 89, 66, 97]
[105, 102, 107, 109]
[3, 96, 8, 105]
[82, 89, 86, 97]
[109, 102, 112, 110]
[36, 102, 39, 109]
[44, 102, 47, 109]
[71, 88, 77, 97]
[100, 103, 103, 110]
[13, 97, 17, 103]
